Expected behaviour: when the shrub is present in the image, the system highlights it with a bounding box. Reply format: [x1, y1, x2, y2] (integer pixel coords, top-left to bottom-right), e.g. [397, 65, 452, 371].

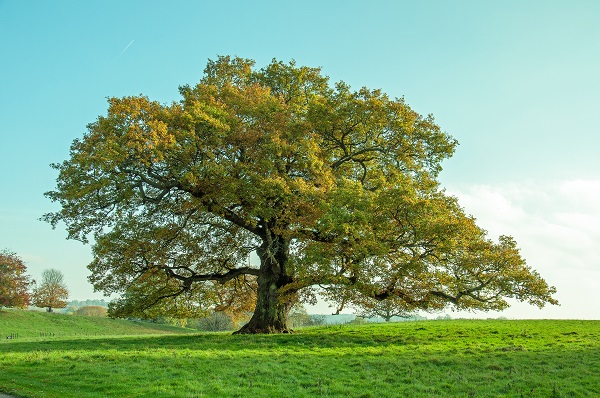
[75, 306, 108, 317]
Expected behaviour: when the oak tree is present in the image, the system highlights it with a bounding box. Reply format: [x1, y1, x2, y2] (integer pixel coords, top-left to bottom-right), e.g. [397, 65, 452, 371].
[44, 56, 557, 333]
[0, 250, 32, 310]
[32, 269, 69, 312]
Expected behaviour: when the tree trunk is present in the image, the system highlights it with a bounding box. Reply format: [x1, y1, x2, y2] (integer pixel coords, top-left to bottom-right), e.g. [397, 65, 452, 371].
[46, 307, 53, 313]
[234, 235, 295, 334]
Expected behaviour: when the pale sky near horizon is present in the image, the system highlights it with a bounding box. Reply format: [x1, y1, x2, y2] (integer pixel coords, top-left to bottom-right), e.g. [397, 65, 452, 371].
[1, 1, 598, 319]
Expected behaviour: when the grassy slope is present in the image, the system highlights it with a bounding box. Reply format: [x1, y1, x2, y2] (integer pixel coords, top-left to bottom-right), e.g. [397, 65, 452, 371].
[0, 319, 599, 397]
[0, 309, 194, 339]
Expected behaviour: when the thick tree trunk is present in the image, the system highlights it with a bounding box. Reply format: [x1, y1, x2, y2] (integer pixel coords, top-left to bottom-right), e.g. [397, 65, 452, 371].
[233, 273, 293, 334]
[234, 235, 295, 334]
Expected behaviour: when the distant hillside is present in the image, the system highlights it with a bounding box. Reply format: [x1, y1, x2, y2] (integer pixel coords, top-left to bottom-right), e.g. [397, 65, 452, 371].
[0, 309, 195, 340]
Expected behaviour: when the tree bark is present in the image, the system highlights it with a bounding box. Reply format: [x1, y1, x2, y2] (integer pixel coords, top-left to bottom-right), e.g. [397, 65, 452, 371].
[233, 234, 295, 334]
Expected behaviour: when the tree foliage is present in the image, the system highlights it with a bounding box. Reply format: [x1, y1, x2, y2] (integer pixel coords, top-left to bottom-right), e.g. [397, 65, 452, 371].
[287, 303, 311, 329]
[288, 303, 326, 328]
[44, 56, 557, 333]
[358, 298, 415, 322]
[0, 250, 32, 309]
[32, 269, 69, 312]
[67, 299, 108, 309]
[75, 305, 107, 317]
[189, 311, 235, 332]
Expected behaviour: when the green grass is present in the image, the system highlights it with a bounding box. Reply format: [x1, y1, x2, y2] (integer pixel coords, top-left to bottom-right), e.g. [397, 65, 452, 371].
[0, 317, 599, 397]
[0, 308, 195, 340]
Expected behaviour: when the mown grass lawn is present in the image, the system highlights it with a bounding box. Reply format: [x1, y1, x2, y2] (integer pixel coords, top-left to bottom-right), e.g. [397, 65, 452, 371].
[1, 319, 599, 397]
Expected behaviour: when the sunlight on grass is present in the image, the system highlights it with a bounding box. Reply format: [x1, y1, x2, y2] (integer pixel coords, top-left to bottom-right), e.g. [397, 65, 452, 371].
[1, 320, 599, 397]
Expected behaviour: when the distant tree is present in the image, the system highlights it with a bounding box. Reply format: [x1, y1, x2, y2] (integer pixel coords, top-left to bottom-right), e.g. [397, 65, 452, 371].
[288, 303, 312, 328]
[0, 250, 32, 310]
[68, 299, 109, 309]
[288, 304, 326, 328]
[75, 305, 107, 317]
[44, 56, 558, 333]
[310, 314, 326, 326]
[32, 269, 69, 312]
[64, 305, 76, 315]
[153, 316, 189, 328]
[358, 298, 414, 322]
[348, 316, 368, 325]
[191, 311, 234, 332]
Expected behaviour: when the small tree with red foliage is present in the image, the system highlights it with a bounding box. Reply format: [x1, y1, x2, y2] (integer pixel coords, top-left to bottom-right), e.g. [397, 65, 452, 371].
[0, 249, 32, 310]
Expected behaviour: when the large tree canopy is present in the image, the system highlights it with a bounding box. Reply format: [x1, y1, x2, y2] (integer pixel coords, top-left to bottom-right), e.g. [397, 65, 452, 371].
[45, 56, 557, 333]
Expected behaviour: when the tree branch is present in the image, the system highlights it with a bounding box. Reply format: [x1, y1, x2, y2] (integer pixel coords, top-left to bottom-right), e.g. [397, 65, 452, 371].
[330, 146, 383, 170]
[163, 266, 260, 288]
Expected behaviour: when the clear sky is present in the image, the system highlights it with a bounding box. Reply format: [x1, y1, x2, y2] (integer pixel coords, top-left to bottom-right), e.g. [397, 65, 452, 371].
[1, 1, 598, 319]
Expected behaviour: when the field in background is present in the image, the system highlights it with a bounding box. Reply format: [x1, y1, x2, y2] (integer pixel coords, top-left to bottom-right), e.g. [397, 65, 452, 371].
[0, 313, 599, 397]
[0, 309, 194, 340]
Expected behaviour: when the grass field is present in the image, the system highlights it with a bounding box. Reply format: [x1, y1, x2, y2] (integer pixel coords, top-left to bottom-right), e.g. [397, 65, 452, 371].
[0, 311, 598, 397]
[0, 309, 195, 340]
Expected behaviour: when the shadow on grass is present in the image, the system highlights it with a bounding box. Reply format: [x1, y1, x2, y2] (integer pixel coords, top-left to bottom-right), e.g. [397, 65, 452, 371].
[1, 319, 599, 355]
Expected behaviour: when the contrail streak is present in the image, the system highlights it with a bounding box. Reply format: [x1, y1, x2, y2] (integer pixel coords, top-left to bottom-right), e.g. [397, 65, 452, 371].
[119, 40, 135, 56]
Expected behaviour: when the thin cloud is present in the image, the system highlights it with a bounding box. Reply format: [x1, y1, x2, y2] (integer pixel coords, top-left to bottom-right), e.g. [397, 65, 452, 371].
[119, 40, 135, 56]
[446, 180, 600, 319]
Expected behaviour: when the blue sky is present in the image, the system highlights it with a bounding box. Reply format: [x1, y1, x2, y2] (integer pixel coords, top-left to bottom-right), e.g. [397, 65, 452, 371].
[1, 1, 598, 318]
